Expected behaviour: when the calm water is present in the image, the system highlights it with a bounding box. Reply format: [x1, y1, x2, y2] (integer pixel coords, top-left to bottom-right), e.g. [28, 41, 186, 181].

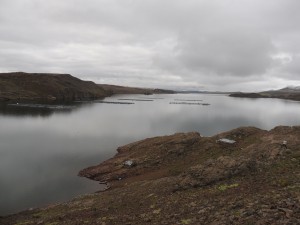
[1, 94, 300, 215]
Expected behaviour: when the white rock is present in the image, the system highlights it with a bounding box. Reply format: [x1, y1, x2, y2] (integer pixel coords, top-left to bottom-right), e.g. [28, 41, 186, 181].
[218, 138, 236, 144]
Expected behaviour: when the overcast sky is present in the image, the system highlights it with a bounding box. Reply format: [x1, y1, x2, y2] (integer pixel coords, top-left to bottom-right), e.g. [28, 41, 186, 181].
[0, 0, 299, 91]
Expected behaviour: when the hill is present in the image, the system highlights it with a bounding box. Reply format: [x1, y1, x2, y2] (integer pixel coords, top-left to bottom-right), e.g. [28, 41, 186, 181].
[0, 72, 175, 103]
[0, 72, 109, 102]
[2, 126, 299, 224]
[98, 84, 175, 95]
[230, 86, 300, 101]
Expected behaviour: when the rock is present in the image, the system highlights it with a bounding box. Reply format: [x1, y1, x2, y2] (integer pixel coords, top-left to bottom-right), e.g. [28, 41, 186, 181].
[278, 208, 293, 218]
[123, 160, 137, 167]
[242, 209, 256, 217]
[281, 140, 288, 149]
[217, 138, 236, 144]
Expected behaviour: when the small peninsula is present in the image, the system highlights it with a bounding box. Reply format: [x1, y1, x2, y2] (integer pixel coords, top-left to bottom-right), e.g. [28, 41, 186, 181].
[1, 126, 299, 224]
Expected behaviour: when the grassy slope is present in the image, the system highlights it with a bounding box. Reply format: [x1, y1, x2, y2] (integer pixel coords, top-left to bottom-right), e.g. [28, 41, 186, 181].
[1, 126, 299, 225]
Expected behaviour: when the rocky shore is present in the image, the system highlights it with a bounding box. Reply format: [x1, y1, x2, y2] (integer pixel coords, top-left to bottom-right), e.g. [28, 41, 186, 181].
[1, 126, 299, 224]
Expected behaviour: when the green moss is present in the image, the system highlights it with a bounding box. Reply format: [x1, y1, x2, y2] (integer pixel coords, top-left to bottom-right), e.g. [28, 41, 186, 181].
[32, 211, 46, 218]
[181, 218, 192, 224]
[217, 183, 239, 191]
[153, 209, 161, 214]
[15, 222, 33, 225]
[285, 184, 300, 191]
[276, 178, 291, 187]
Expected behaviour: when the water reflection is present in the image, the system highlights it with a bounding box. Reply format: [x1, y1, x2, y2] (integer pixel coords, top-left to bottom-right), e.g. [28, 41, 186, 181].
[0, 94, 300, 216]
[0, 102, 91, 117]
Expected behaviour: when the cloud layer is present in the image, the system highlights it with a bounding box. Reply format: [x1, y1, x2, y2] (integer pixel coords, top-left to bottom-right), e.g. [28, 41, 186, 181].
[0, 0, 299, 91]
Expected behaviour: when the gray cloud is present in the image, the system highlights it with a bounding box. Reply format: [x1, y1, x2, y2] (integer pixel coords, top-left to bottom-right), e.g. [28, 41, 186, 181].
[176, 27, 274, 76]
[280, 54, 300, 79]
[0, 0, 299, 91]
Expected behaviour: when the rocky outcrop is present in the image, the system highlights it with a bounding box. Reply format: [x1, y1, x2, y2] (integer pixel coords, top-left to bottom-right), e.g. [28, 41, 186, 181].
[0, 72, 109, 102]
[79, 126, 289, 185]
[78, 132, 201, 182]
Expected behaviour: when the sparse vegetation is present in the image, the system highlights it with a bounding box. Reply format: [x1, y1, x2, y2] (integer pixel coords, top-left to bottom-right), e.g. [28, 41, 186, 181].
[1, 126, 299, 224]
[217, 183, 239, 191]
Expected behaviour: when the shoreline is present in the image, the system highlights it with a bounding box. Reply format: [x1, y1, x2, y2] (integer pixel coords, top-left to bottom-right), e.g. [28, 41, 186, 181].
[2, 125, 299, 224]
[230, 92, 300, 102]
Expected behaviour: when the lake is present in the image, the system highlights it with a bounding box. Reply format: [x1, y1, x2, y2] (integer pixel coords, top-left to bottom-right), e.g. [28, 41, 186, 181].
[1, 93, 300, 215]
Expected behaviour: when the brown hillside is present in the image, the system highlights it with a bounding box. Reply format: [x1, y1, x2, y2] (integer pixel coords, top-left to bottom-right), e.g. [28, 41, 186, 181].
[0, 72, 109, 102]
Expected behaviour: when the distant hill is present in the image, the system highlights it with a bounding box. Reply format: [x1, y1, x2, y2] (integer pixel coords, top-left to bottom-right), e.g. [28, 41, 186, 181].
[177, 90, 234, 94]
[98, 84, 175, 95]
[0, 72, 109, 102]
[230, 86, 300, 101]
[279, 86, 300, 91]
